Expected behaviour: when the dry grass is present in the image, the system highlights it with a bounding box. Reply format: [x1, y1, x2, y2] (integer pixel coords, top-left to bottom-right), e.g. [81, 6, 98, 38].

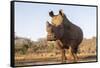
[15, 37, 97, 66]
[15, 52, 96, 62]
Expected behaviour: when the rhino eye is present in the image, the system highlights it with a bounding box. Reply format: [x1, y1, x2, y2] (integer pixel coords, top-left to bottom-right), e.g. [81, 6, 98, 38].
[47, 27, 53, 33]
[51, 28, 54, 33]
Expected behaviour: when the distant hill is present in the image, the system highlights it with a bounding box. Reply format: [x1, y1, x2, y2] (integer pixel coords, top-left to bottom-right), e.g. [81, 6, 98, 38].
[15, 37, 32, 49]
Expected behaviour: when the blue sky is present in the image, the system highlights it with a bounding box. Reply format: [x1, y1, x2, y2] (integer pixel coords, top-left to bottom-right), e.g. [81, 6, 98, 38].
[15, 2, 96, 41]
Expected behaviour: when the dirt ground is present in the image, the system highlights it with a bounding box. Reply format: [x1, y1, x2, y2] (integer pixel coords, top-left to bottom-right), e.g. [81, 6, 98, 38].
[15, 53, 97, 66]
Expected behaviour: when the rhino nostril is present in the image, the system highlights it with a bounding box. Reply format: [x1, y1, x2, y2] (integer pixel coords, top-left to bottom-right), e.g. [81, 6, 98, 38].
[54, 35, 56, 38]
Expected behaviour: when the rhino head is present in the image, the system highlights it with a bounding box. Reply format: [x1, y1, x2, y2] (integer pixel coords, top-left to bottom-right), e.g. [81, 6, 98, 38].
[46, 21, 64, 41]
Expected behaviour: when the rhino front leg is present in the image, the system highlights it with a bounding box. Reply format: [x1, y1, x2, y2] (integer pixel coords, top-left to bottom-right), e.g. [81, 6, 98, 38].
[56, 40, 67, 63]
[61, 49, 67, 63]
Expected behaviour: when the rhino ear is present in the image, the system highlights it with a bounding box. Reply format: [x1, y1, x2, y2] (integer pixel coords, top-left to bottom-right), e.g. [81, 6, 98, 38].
[59, 9, 64, 16]
[46, 21, 51, 27]
[46, 21, 52, 32]
[49, 11, 54, 17]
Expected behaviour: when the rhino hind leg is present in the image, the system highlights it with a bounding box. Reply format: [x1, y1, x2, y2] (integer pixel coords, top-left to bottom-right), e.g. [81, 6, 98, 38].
[68, 46, 78, 62]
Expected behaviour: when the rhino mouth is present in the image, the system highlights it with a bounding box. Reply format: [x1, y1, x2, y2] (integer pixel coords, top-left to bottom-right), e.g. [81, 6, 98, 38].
[47, 35, 57, 41]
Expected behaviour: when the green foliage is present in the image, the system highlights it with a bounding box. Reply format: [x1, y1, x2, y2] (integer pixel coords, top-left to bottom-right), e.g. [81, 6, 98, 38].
[21, 44, 29, 54]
